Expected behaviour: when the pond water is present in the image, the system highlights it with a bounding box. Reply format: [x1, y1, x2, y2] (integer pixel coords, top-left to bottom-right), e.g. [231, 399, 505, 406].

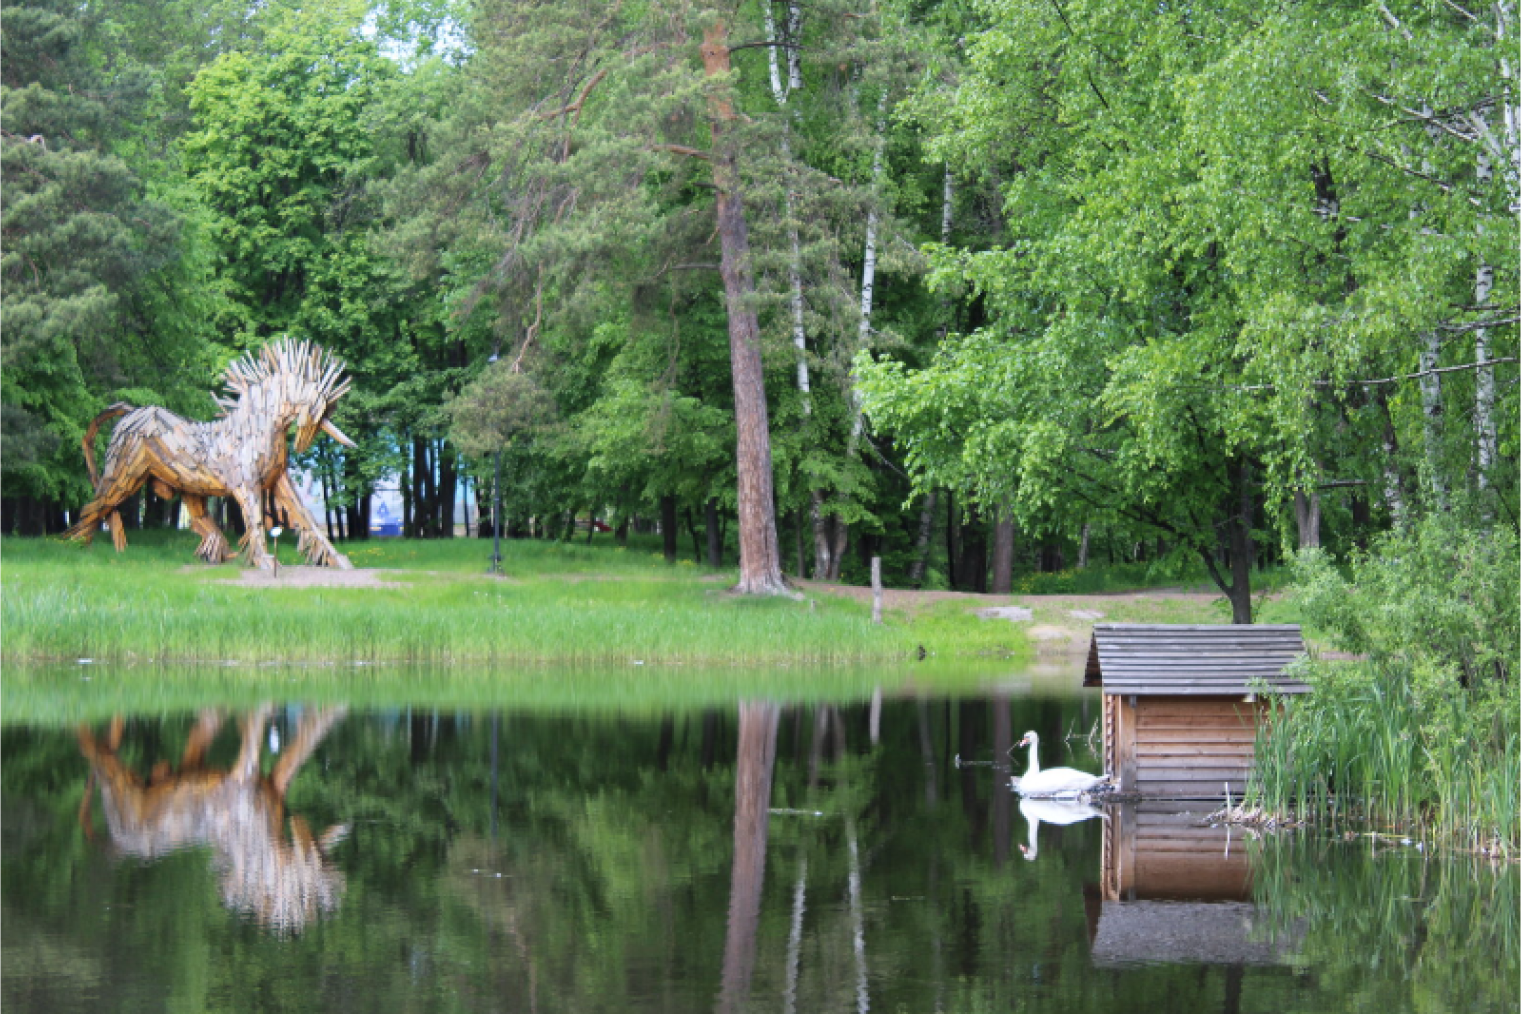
[3, 666, 1516, 1013]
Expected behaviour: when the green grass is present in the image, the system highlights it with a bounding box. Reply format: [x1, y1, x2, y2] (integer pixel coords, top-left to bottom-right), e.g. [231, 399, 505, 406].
[2, 532, 1030, 666]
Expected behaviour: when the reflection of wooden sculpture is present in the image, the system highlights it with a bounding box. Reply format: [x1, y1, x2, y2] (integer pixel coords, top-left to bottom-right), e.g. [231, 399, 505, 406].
[77, 706, 349, 935]
[64, 338, 355, 570]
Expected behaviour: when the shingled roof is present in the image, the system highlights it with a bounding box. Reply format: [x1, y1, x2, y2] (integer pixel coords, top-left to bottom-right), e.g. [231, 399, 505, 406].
[1085, 623, 1310, 696]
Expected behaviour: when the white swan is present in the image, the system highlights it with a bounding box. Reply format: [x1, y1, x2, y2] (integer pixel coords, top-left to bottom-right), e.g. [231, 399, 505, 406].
[1019, 796, 1105, 861]
[1011, 730, 1108, 798]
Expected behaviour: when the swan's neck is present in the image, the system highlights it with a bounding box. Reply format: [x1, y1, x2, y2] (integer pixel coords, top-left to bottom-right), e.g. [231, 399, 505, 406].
[1025, 815, 1040, 860]
[1025, 739, 1041, 777]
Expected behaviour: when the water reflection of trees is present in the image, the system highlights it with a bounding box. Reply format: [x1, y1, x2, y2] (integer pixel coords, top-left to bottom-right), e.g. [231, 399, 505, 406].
[1255, 836, 1519, 1013]
[6, 697, 1512, 1012]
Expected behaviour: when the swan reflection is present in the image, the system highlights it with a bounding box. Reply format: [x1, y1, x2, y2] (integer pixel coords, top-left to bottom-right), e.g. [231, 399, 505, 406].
[1018, 796, 1106, 861]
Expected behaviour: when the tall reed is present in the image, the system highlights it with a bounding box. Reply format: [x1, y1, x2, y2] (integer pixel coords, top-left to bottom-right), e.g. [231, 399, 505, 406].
[1252, 666, 1521, 855]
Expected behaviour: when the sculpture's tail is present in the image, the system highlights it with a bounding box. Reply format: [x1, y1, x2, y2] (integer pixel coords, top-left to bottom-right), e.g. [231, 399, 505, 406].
[81, 403, 134, 488]
[65, 404, 134, 547]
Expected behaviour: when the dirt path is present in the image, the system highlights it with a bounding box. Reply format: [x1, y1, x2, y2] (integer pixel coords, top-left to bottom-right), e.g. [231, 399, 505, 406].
[797, 579, 1229, 655]
[206, 566, 408, 588]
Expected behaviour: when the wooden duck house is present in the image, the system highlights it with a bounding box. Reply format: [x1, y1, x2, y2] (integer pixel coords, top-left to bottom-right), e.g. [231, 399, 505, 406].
[1087, 624, 1309, 800]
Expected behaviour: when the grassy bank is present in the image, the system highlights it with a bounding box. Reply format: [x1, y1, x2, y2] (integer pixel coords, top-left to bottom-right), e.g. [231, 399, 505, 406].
[0, 658, 1037, 726]
[2, 532, 1032, 665]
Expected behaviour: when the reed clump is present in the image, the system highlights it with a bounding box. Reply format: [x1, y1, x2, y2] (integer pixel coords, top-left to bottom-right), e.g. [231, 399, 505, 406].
[1251, 514, 1520, 856]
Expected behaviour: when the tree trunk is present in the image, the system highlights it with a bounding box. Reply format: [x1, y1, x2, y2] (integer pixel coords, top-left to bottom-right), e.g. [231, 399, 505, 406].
[703, 21, 787, 595]
[706, 496, 723, 568]
[827, 517, 848, 582]
[810, 492, 833, 580]
[908, 490, 938, 588]
[661, 494, 678, 564]
[845, 92, 889, 453]
[400, 445, 413, 538]
[437, 439, 458, 537]
[475, 478, 489, 538]
[415, 438, 435, 537]
[615, 515, 629, 546]
[763, 2, 811, 414]
[685, 506, 701, 560]
[1226, 459, 1254, 624]
[946, 491, 961, 589]
[715, 702, 780, 1014]
[1376, 388, 1407, 527]
[1197, 457, 1255, 624]
[1417, 331, 1448, 509]
[1474, 138, 1497, 490]
[958, 505, 987, 593]
[1076, 522, 1091, 569]
[1294, 484, 1321, 550]
[990, 505, 1014, 594]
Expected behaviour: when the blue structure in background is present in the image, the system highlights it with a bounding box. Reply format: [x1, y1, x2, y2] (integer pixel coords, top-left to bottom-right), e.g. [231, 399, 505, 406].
[369, 499, 402, 537]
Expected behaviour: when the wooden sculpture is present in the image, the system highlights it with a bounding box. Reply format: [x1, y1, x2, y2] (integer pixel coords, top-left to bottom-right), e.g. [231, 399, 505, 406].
[77, 706, 349, 935]
[64, 338, 355, 570]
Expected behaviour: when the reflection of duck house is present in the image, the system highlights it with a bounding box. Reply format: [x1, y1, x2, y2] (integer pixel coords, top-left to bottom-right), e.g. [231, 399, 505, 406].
[1089, 802, 1303, 967]
[1087, 624, 1309, 799]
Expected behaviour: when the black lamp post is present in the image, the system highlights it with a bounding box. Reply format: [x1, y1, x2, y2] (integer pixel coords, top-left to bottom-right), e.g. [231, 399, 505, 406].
[488, 351, 503, 574]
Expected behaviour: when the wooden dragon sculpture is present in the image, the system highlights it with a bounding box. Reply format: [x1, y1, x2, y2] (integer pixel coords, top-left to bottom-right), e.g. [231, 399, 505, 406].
[64, 338, 355, 570]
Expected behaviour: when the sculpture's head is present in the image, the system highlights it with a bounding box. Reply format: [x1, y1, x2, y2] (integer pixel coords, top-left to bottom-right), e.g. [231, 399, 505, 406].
[221, 338, 357, 452]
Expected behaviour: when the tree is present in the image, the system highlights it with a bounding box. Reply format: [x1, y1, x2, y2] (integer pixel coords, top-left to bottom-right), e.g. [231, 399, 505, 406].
[1, 0, 224, 532]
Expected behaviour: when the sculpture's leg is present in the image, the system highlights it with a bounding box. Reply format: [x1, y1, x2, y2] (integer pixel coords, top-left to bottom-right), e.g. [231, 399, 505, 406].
[181, 710, 224, 770]
[184, 495, 235, 563]
[270, 707, 347, 795]
[233, 705, 274, 782]
[64, 474, 145, 553]
[232, 489, 275, 570]
[272, 472, 352, 570]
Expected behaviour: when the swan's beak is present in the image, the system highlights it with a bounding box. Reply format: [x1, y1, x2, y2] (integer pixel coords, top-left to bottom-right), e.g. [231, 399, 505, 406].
[1017, 735, 1030, 748]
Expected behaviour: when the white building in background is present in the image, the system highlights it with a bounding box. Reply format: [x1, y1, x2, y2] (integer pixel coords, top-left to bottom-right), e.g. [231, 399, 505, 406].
[292, 470, 479, 537]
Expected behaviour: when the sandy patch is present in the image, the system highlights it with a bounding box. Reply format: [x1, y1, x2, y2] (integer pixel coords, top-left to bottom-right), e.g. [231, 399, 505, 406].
[799, 579, 1247, 654]
[975, 606, 1034, 623]
[214, 566, 406, 588]
[792, 579, 997, 615]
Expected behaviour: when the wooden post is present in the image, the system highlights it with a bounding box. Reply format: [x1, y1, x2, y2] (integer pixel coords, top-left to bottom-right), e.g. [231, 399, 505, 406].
[870, 556, 882, 625]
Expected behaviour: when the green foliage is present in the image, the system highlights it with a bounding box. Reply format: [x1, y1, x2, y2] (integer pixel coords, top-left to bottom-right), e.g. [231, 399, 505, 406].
[1, 0, 225, 504]
[445, 363, 558, 461]
[1294, 513, 1519, 693]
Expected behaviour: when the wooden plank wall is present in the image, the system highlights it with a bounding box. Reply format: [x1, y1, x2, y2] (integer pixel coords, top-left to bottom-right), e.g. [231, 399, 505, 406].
[1130, 698, 1263, 799]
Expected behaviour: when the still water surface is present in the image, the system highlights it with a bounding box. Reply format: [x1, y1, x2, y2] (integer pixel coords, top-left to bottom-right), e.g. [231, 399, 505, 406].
[3, 666, 1515, 1013]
